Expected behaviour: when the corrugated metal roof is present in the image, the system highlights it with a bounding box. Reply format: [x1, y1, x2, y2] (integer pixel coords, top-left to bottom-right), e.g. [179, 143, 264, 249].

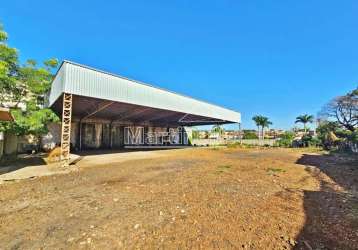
[48, 61, 241, 123]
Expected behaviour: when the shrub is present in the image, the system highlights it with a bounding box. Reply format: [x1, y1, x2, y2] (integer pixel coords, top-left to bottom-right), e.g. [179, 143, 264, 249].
[301, 134, 320, 147]
[274, 131, 295, 147]
[243, 131, 258, 139]
[227, 143, 238, 148]
[346, 130, 358, 143]
[316, 121, 340, 149]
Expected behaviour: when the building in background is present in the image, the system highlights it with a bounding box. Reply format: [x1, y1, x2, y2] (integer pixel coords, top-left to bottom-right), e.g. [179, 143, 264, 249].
[265, 129, 285, 139]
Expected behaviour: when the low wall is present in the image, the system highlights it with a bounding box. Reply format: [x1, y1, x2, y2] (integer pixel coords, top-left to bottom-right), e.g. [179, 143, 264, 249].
[192, 139, 227, 146]
[2, 123, 63, 155]
[4, 133, 18, 154]
[240, 139, 278, 146]
[192, 138, 278, 146]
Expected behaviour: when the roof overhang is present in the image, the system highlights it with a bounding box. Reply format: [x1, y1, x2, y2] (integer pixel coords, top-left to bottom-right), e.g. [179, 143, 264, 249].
[48, 61, 241, 126]
[0, 107, 13, 121]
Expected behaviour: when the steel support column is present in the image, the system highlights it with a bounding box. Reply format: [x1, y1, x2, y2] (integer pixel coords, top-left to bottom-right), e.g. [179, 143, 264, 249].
[79, 119, 83, 151]
[109, 121, 113, 149]
[238, 122, 242, 144]
[60, 93, 73, 166]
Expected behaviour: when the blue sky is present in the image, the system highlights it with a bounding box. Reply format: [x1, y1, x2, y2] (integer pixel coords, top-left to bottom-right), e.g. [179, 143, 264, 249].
[1, 0, 357, 130]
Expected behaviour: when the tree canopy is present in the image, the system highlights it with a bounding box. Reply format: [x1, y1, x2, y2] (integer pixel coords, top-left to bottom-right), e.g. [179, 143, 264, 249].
[0, 23, 59, 137]
[211, 124, 225, 136]
[252, 115, 272, 129]
[319, 88, 358, 132]
[295, 114, 314, 133]
[317, 87, 358, 151]
[252, 115, 272, 139]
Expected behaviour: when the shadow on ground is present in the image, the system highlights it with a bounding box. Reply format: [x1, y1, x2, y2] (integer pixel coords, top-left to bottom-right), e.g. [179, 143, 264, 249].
[0, 154, 47, 175]
[0, 148, 183, 174]
[76, 148, 181, 156]
[294, 153, 358, 249]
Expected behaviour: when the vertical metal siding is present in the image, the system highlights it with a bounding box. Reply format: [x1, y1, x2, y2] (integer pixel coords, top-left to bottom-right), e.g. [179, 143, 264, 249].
[48, 65, 65, 106]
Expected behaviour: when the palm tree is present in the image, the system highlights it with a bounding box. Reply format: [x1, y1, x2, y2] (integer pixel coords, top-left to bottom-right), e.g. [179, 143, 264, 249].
[191, 127, 200, 139]
[211, 124, 225, 138]
[252, 116, 262, 138]
[260, 117, 272, 139]
[252, 115, 273, 140]
[295, 114, 314, 134]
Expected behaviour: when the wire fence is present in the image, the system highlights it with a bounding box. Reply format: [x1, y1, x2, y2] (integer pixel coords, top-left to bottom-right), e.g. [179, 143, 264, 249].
[338, 141, 358, 153]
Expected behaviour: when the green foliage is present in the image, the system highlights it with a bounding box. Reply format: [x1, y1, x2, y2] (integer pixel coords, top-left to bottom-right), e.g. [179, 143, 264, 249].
[316, 121, 339, 149]
[275, 131, 295, 147]
[192, 128, 200, 139]
[267, 168, 286, 174]
[0, 24, 21, 106]
[252, 115, 272, 129]
[316, 121, 340, 135]
[280, 131, 295, 140]
[301, 134, 320, 147]
[316, 119, 358, 151]
[252, 115, 272, 139]
[295, 114, 314, 124]
[242, 131, 258, 139]
[295, 114, 314, 133]
[44, 58, 59, 69]
[346, 130, 358, 143]
[0, 24, 8, 41]
[0, 23, 59, 137]
[8, 108, 59, 136]
[211, 124, 224, 136]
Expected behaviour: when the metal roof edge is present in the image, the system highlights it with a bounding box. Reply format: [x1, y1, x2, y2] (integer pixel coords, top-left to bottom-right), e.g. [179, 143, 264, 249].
[53, 60, 240, 118]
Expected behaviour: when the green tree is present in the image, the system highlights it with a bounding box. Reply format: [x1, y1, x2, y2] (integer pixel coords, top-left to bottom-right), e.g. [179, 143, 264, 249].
[319, 88, 358, 132]
[275, 131, 295, 147]
[0, 23, 59, 150]
[0, 23, 23, 107]
[211, 124, 225, 137]
[252, 115, 272, 139]
[192, 127, 200, 139]
[242, 130, 258, 139]
[295, 114, 314, 134]
[316, 121, 340, 149]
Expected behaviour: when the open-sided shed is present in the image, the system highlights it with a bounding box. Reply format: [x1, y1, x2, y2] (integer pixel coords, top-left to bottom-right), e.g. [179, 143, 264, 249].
[48, 61, 241, 164]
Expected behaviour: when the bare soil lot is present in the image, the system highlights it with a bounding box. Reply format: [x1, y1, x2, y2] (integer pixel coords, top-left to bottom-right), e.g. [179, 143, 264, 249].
[0, 148, 357, 249]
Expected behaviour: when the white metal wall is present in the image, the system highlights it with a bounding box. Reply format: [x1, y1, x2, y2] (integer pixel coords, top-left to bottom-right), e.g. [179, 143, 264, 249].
[48, 63, 65, 107]
[49, 61, 241, 123]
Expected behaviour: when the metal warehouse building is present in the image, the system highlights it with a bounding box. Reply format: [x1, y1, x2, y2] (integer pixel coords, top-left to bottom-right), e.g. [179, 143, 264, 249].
[48, 61, 241, 164]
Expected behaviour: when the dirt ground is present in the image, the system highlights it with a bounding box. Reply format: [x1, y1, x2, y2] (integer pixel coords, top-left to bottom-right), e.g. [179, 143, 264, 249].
[0, 147, 357, 249]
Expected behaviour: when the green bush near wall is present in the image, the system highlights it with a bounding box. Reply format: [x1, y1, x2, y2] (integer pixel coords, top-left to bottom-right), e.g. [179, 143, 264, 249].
[274, 131, 295, 147]
[242, 131, 258, 139]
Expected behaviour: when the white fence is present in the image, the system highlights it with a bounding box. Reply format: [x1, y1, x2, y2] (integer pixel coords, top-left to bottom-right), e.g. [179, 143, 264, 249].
[240, 139, 278, 146]
[339, 142, 358, 153]
[191, 138, 278, 146]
